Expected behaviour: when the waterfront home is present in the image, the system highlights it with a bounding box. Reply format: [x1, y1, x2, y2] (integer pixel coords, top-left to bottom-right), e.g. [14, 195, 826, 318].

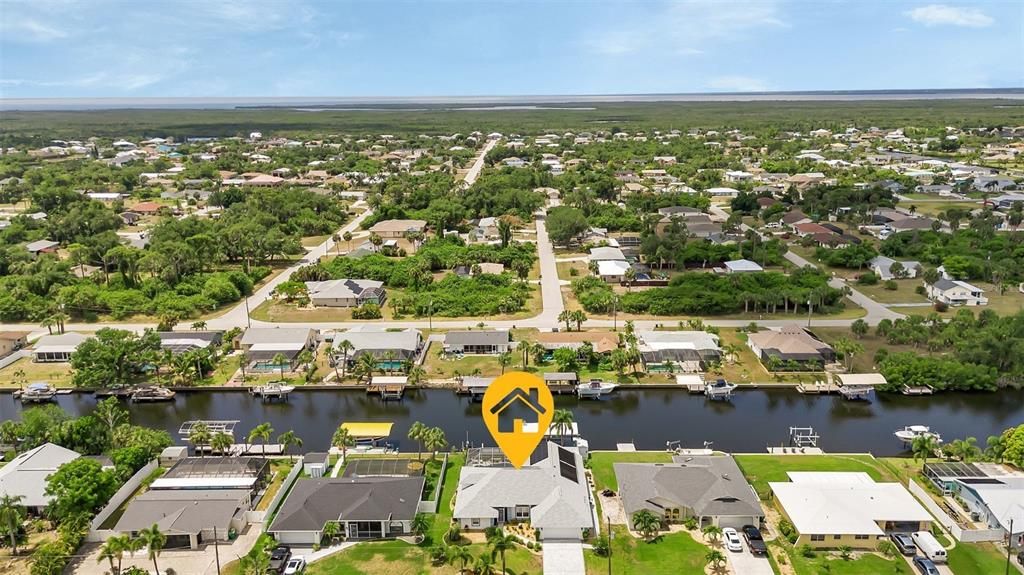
[925, 278, 988, 306]
[636, 330, 721, 373]
[533, 330, 620, 357]
[369, 219, 427, 238]
[32, 332, 90, 362]
[152, 457, 271, 492]
[268, 476, 424, 545]
[238, 327, 318, 371]
[332, 327, 422, 367]
[0, 443, 81, 514]
[868, 256, 921, 280]
[156, 330, 223, 354]
[951, 476, 1024, 549]
[453, 443, 593, 540]
[443, 330, 511, 355]
[114, 489, 253, 549]
[615, 455, 763, 529]
[0, 331, 29, 359]
[746, 326, 835, 367]
[770, 472, 932, 549]
[304, 279, 386, 308]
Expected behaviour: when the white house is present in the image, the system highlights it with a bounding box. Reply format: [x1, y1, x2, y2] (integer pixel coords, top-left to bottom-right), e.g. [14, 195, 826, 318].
[953, 477, 1024, 550]
[925, 278, 988, 306]
[868, 256, 920, 280]
[723, 259, 764, 274]
[33, 332, 90, 362]
[0, 443, 81, 514]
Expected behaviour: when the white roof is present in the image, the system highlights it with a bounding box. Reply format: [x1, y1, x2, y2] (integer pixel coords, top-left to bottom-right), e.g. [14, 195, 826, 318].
[0, 443, 81, 507]
[724, 259, 764, 272]
[33, 332, 89, 354]
[835, 373, 887, 386]
[370, 376, 408, 385]
[240, 328, 314, 347]
[955, 477, 1024, 533]
[770, 472, 931, 536]
[589, 246, 626, 261]
[150, 477, 257, 490]
[597, 260, 630, 277]
[249, 342, 305, 352]
[637, 330, 720, 352]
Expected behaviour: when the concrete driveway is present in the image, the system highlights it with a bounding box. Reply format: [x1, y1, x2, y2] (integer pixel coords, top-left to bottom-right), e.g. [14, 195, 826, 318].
[543, 541, 586, 575]
[901, 553, 954, 575]
[68, 526, 263, 575]
[726, 539, 775, 575]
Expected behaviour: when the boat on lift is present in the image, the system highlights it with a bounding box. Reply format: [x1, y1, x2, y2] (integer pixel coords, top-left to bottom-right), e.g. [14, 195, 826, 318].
[704, 379, 737, 400]
[130, 386, 176, 403]
[894, 425, 941, 445]
[576, 379, 617, 399]
[250, 382, 296, 400]
[17, 382, 57, 403]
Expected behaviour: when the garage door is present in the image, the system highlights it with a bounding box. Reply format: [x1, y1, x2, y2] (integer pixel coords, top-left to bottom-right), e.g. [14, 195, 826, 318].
[717, 516, 755, 530]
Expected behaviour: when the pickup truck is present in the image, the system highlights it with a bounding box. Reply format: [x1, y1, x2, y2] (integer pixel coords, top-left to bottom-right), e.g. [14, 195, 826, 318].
[269, 546, 292, 574]
[741, 525, 768, 555]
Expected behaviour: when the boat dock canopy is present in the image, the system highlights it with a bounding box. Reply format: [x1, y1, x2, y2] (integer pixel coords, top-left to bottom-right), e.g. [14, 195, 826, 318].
[341, 422, 394, 438]
[178, 420, 239, 436]
[835, 373, 887, 386]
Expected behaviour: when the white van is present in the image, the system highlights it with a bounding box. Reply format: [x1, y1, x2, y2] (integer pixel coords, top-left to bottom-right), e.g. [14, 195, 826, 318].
[911, 531, 948, 563]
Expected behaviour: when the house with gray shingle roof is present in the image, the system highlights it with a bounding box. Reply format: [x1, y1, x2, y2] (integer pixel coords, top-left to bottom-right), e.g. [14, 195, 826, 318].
[0, 443, 81, 513]
[443, 330, 511, 354]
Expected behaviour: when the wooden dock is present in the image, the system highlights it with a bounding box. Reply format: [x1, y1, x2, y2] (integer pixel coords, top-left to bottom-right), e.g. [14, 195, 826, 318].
[796, 381, 839, 394]
[902, 384, 935, 396]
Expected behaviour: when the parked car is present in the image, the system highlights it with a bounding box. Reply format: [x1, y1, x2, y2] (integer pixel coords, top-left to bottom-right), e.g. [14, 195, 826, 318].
[911, 531, 947, 563]
[722, 528, 743, 552]
[1017, 550, 1023, 566]
[741, 525, 767, 555]
[284, 556, 306, 575]
[912, 556, 940, 575]
[269, 545, 292, 573]
[891, 533, 917, 556]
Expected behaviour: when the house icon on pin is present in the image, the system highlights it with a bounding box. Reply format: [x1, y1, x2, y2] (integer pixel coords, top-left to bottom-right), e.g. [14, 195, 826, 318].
[488, 387, 547, 434]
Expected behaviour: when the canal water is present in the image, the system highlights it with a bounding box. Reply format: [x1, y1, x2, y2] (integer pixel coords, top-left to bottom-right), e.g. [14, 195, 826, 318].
[2, 389, 1022, 456]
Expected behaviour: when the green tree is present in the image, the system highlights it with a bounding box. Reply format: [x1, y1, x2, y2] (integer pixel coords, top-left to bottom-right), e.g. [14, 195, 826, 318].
[271, 352, 289, 380]
[332, 425, 355, 460]
[70, 328, 162, 388]
[546, 206, 589, 246]
[516, 339, 533, 368]
[248, 422, 274, 459]
[409, 421, 427, 462]
[211, 431, 233, 455]
[411, 513, 431, 539]
[447, 544, 472, 574]
[632, 509, 661, 541]
[0, 494, 25, 556]
[702, 524, 722, 544]
[552, 409, 575, 439]
[92, 396, 128, 448]
[277, 430, 302, 461]
[44, 458, 118, 520]
[912, 434, 941, 465]
[705, 549, 727, 569]
[97, 533, 133, 575]
[136, 524, 166, 575]
[189, 421, 211, 457]
[851, 318, 869, 339]
[497, 351, 513, 374]
[424, 427, 447, 460]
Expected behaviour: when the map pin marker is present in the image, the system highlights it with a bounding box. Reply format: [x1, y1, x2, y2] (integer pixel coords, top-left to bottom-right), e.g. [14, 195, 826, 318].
[482, 371, 555, 469]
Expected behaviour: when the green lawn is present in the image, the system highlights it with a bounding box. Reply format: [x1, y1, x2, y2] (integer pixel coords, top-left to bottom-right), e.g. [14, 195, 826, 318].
[771, 540, 912, 575]
[584, 526, 711, 575]
[0, 357, 74, 387]
[735, 454, 895, 499]
[947, 542, 1009, 575]
[422, 342, 504, 379]
[853, 281, 930, 304]
[588, 451, 673, 491]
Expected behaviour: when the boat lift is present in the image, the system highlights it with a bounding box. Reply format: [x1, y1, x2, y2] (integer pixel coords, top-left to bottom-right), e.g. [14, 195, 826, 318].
[789, 426, 820, 448]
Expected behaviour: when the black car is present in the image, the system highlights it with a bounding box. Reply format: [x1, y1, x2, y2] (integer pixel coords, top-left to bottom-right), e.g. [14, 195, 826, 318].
[891, 533, 917, 556]
[913, 556, 940, 575]
[269, 546, 292, 574]
[1017, 550, 1023, 566]
[741, 525, 767, 555]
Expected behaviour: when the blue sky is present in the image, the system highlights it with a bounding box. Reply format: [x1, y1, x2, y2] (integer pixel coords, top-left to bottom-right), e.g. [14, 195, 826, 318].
[1, 1, 1021, 98]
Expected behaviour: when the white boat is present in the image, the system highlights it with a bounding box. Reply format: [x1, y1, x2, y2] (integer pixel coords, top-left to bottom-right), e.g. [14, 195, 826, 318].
[576, 379, 617, 399]
[130, 386, 176, 402]
[18, 382, 57, 403]
[894, 425, 941, 444]
[704, 379, 737, 400]
[250, 382, 296, 399]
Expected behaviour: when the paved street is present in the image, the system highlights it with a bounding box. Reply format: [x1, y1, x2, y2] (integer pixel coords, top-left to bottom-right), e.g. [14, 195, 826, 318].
[462, 138, 498, 186]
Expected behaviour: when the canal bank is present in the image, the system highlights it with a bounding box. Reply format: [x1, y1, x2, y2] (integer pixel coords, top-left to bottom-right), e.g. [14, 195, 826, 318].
[2, 388, 1021, 456]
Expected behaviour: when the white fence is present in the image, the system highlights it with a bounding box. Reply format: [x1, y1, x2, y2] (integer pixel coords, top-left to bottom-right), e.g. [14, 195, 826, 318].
[248, 457, 304, 525]
[907, 479, 1004, 543]
[417, 453, 449, 514]
[86, 459, 159, 543]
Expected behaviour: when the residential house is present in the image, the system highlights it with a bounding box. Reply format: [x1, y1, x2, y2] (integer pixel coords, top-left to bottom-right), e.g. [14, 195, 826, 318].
[453, 443, 594, 541]
[156, 331, 224, 355]
[332, 327, 423, 367]
[305, 279, 387, 308]
[0, 443, 81, 514]
[588, 246, 626, 262]
[131, 201, 163, 215]
[973, 176, 1016, 192]
[780, 210, 813, 227]
[615, 455, 763, 529]
[722, 259, 763, 273]
[636, 331, 722, 372]
[444, 330, 512, 355]
[238, 327, 319, 371]
[25, 240, 59, 257]
[925, 278, 988, 306]
[269, 476, 424, 544]
[0, 331, 30, 359]
[952, 477, 1024, 549]
[868, 256, 920, 280]
[369, 219, 427, 239]
[723, 170, 753, 183]
[33, 332, 90, 362]
[596, 260, 632, 283]
[533, 331, 620, 358]
[770, 472, 932, 549]
[746, 326, 836, 367]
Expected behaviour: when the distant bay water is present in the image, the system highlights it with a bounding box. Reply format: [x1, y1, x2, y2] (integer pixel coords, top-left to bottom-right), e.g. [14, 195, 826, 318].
[2, 89, 1023, 111]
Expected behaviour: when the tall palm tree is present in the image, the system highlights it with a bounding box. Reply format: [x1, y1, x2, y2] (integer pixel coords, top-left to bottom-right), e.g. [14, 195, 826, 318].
[333, 425, 355, 460]
[278, 430, 303, 461]
[425, 427, 447, 460]
[475, 552, 498, 575]
[447, 544, 473, 574]
[357, 353, 377, 383]
[557, 310, 572, 332]
[571, 309, 587, 331]
[271, 353, 289, 380]
[98, 533, 132, 574]
[950, 436, 979, 462]
[407, 366, 427, 386]
[489, 531, 516, 574]
[912, 434, 941, 465]
[382, 350, 397, 374]
[336, 339, 354, 379]
[516, 339, 532, 368]
[551, 409, 575, 440]
[189, 422, 211, 457]
[409, 421, 427, 461]
[497, 352, 512, 375]
[632, 509, 661, 541]
[0, 494, 25, 556]
[248, 422, 274, 458]
[136, 524, 166, 575]
[211, 431, 233, 456]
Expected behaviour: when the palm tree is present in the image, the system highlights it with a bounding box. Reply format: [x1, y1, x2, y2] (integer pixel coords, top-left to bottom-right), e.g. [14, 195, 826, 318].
[516, 339, 532, 368]
[322, 521, 342, 544]
[356, 353, 377, 383]
[448, 544, 473, 574]
[409, 421, 427, 461]
[98, 533, 132, 574]
[239, 548, 270, 575]
[343, 231, 353, 252]
[0, 494, 25, 556]
[424, 427, 447, 460]
[475, 552, 498, 575]
[248, 422, 274, 458]
[191, 320, 207, 331]
[702, 524, 722, 545]
[489, 531, 516, 574]
[407, 366, 427, 386]
[912, 434, 941, 465]
[271, 352, 289, 380]
[552, 409, 575, 440]
[331, 233, 341, 256]
[278, 430, 302, 461]
[211, 431, 233, 455]
[705, 549, 727, 571]
[333, 425, 355, 460]
[950, 436, 979, 462]
[136, 524, 166, 575]
[632, 509, 661, 541]
[571, 309, 587, 331]
[335, 339, 354, 379]
[497, 352, 512, 374]
[411, 513, 431, 541]
[558, 309, 572, 332]
[189, 422, 211, 457]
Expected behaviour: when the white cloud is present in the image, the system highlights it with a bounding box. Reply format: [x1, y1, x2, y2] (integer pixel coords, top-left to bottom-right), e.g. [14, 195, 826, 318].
[707, 75, 769, 92]
[0, 17, 69, 42]
[906, 4, 993, 28]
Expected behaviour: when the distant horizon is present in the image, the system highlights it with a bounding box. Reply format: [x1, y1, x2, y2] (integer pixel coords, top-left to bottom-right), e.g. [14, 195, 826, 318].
[3, 88, 1024, 111]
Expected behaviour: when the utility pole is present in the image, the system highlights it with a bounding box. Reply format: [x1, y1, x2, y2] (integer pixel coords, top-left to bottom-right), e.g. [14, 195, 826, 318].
[1006, 518, 1014, 575]
[244, 296, 252, 329]
[612, 297, 618, 332]
[213, 526, 222, 575]
[428, 298, 433, 331]
[806, 299, 813, 327]
[607, 515, 612, 575]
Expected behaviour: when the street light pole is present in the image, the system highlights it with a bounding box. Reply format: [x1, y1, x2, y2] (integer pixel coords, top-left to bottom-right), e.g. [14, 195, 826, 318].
[1007, 518, 1014, 575]
[244, 296, 252, 329]
[213, 526, 221, 575]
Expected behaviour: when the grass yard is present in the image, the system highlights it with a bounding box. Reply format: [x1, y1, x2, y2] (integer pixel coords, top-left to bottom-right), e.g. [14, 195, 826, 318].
[301, 234, 330, 248]
[853, 281, 930, 304]
[891, 281, 1024, 318]
[947, 542, 1009, 575]
[0, 357, 73, 387]
[896, 200, 980, 218]
[735, 454, 895, 499]
[584, 526, 711, 575]
[422, 342, 506, 379]
[556, 260, 590, 280]
[771, 540, 913, 575]
[813, 328, 920, 372]
[256, 460, 295, 511]
[588, 451, 673, 491]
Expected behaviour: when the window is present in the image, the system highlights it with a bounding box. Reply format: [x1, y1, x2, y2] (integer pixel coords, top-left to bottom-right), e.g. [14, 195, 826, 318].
[855, 535, 869, 540]
[833, 535, 841, 540]
[471, 518, 480, 527]
[810, 534, 825, 542]
[515, 506, 531, 520]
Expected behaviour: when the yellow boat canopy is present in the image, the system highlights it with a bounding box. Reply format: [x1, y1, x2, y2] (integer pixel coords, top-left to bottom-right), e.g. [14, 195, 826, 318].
[341, 422, 394, 438]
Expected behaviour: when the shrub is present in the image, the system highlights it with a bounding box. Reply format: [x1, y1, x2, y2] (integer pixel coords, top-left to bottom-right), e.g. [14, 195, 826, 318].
[884, 280, 898, 291]
[856, 272, 879, 285]
[683, 517, 699, 530]
[352, 303, 383, 319]
[933, 301, 948, 312]
[798, 544, 816, 558]
[778, 519, 798, 544]
[592, 535, 610, 556]
[915, 285, 927, 295]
